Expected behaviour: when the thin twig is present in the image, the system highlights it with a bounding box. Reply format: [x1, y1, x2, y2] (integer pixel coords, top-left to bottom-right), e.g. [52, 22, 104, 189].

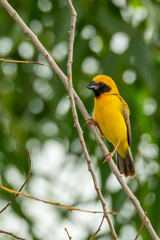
[66, 0, 117, 239]
[0, 150, 31, 214]
[0, 230, 26, 240]
[0, 58, 45, 65]
[89, 216, 105, 240]
[0, 1, 159, 239]
[65, 228, 72, 240]
[0, 185, 117, 215]
[135, 211, 147, 240]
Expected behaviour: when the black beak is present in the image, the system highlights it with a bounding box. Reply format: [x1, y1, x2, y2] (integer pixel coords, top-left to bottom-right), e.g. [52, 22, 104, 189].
[87, 81, 98, 91]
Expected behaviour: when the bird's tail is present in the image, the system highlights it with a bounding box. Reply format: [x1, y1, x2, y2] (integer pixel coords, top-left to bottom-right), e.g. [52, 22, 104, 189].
[117, 149, 136, 178]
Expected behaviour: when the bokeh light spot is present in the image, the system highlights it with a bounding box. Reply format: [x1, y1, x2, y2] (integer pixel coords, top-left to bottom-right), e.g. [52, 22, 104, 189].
[81, 25, 96, 40]
[29, 19, 43, 35]
[18, 42, 34, 59]
[33, 78, 54, 100]
[143, 97, 157, 116]
[37, 0, 52, 12]
[122, 70, 136, 84]
[144, 192, 156, 206]
[81, 57, 100, 75]
[52, 41, 68, 62]
[29, 98, 44, 114]
[56, 96, 70, 117]
[138, 134, 159, 159]
[2, 62, 17, 76]
[132, 7, 148, 27]
[26, 138, 41, 151]
[112, 0, 126, 8]
[0, 37, 13, 56]
[33, 65, 53, 79]
[42, 121, 59, 137]
[89, 35, 103, 54]
[110, 32, 129, 54]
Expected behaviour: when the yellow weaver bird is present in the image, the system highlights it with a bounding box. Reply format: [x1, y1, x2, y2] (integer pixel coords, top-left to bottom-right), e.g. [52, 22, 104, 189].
[87, 75, 135, 178]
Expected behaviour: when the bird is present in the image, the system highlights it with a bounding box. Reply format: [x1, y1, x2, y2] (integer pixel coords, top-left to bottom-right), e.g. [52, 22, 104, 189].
[87, 75, 135, 178]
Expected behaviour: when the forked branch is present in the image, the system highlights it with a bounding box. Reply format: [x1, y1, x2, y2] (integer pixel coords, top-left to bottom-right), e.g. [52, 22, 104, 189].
[0, 150, 31, 214]
[66, 0, 117, 239]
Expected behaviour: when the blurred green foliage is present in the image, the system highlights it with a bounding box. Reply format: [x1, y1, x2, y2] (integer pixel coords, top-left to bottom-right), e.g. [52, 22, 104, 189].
[0, 0, 160, 239]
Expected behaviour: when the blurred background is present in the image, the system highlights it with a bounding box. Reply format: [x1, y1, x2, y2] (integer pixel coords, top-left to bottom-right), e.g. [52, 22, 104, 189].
[0, 0, 160, 239]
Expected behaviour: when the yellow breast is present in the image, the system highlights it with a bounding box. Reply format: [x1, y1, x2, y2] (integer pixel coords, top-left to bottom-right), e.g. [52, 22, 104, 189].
[94, 94, 128, 158]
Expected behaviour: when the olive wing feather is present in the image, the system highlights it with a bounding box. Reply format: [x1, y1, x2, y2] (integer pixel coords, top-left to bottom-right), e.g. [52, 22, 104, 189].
[119, 97, 131, 146]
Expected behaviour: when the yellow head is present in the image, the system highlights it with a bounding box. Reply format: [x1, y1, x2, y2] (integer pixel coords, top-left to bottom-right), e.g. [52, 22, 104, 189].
[87, 75, 119, 97]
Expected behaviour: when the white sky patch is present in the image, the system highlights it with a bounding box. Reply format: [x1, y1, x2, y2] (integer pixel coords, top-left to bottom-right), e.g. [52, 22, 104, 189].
[0, 210, 31, 239]
[31, 140, 65, 177]
[117, 201, 136, 225]
[138, 140, 159, 159]
[2, 138, 119, 240]
[70, 138, 82, 154]
[106, 173, 121, 193]
[119, 224, 138, 240]
[3, 165, 25, 189]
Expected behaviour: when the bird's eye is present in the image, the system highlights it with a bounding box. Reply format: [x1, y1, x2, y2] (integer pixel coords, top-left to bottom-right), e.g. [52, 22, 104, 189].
[99, 82, 104, 86]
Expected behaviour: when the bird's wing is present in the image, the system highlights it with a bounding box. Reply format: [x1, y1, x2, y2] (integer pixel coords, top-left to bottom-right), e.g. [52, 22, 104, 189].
[121, 97, 130, 115]
[119, 97, 131, 146]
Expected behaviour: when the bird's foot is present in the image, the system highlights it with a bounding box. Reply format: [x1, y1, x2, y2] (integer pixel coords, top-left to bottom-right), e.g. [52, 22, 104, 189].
[85, 118, 104, 136]
[103, 143, 119, 163]
[103, 152, 114, 163]
[85, 118, 97, 128]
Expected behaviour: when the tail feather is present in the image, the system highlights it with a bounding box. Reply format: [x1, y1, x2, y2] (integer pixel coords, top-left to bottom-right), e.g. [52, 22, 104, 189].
[117, 149, 135, 178]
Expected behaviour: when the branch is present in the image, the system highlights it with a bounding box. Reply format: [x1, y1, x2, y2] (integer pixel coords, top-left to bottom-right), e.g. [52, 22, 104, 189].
[0, 230, 26, 240]
[0, 58, 44, 65]
[0, 150, 31, 214]
[0, 185, 117, 215]
[0, 1, 159, 239]
[65, 228, 72, 240]
[89, 216, 105, 240]
[66, 1, 117, 239]
[135, 211, 147, 240]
